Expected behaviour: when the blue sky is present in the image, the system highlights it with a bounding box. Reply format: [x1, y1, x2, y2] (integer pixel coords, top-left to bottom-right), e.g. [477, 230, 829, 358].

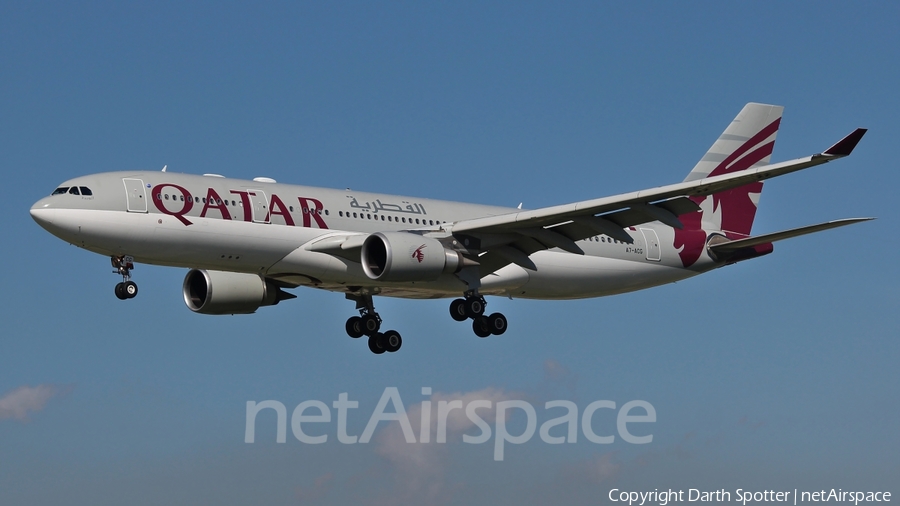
[1, 2, 898, 504]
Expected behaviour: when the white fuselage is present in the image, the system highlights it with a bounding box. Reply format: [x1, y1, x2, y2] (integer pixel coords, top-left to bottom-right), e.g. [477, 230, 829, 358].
[30, 171, 719, 301]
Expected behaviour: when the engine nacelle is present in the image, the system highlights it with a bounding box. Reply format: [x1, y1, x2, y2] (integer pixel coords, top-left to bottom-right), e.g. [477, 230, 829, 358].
[361, 232, 463, 282]
[182, 269, 292, 315]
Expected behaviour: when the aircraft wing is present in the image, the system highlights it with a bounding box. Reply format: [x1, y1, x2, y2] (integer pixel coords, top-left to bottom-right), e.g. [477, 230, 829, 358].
[448, 128, 867, 275]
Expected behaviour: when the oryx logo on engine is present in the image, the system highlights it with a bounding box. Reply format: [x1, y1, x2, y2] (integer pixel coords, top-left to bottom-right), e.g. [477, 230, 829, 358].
[411, 244, 426, 263]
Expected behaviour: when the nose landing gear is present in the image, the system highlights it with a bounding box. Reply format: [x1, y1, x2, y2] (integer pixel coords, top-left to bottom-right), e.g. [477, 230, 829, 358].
[112, 255, 138, 300]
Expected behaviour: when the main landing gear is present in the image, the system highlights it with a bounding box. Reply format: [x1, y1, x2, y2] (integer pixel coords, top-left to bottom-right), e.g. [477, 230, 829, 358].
[345, 294, 402, 355]
[112, 255, 138, 300]
[344, 292, 505, 354]
[449, 293, 507, 338]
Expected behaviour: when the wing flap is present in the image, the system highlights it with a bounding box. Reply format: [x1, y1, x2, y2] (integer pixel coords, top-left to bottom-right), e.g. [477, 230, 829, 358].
[515, 227, 584, 254]
[493, 246, 538, 271]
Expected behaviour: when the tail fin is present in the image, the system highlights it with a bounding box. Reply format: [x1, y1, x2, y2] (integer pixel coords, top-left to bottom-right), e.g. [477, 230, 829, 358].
[684, 103, 783, 236]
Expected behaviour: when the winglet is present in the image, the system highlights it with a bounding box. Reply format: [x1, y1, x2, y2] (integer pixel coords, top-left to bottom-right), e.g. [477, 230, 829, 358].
[823, 128, 867, 157]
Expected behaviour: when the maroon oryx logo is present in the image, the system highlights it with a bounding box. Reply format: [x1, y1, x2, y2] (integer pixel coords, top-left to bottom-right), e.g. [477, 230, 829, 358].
[411, 244, 426, 263]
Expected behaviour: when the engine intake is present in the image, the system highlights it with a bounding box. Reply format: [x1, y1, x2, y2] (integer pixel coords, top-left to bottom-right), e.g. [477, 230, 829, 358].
[361, 232, 463, 282]
[182, 269, 294, 315]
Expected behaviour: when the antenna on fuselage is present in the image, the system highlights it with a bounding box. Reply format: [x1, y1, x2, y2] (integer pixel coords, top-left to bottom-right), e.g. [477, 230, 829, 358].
[161, 165, 167, 172]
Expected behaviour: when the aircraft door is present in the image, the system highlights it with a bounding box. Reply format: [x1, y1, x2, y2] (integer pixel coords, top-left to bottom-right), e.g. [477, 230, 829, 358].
[640, 228, 661, 262]
[123, 178, 147, 212]
[249, 190, 269, 223]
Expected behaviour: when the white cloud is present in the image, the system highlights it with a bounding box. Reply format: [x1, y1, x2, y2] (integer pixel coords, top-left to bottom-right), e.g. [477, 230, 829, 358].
[0, 384, 68, 422]
[369, 387, 521, 506]
[543, 359, 570, 381]
[294, 472, 334, 503]
[584, 452, 622, 482]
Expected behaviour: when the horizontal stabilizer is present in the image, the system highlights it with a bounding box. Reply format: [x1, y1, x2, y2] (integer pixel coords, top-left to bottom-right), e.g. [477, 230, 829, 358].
[709, 218, 874, 255]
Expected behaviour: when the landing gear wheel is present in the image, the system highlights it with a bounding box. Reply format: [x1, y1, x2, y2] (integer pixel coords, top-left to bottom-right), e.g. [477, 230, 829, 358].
[383, 330, 402, 353]
[368, 333, 386, 354]
[449, 299, 468, 322]
[123, 281, 138, 299]
[464, 297, 485, 318]
[345, 316, 364, 338]
[487, 312, 507, 335]
[361, 314, 381, 336]
[111, 256, 137, 300]
[473, 317, 491, 338]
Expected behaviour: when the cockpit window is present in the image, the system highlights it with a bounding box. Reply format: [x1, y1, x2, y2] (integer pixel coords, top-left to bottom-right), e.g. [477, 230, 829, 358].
[68, 187, 81, 195]
[52, 187, 69, 195]
[79, 186, 93, 196]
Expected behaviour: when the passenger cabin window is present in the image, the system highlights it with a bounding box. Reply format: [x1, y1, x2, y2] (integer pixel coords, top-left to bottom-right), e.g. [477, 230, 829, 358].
[68, 187, 81, 195]
[52, 187, 69, 195]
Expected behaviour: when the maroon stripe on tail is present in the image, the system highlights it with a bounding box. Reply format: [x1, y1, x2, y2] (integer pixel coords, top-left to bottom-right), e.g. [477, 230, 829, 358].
[673, 120, 780, 267]
[708, 118, 781, 177]
[711, 141, 774, 236]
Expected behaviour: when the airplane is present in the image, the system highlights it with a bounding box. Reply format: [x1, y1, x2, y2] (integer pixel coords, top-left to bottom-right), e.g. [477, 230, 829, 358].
[30, 103, 872, 355]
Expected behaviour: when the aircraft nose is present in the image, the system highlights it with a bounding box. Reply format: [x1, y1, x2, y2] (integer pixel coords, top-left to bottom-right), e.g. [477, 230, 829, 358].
[30, 198, 55, 227]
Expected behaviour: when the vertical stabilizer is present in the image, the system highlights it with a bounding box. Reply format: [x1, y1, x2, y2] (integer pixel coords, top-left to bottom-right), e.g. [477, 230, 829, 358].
[674, 103, 783, 267]
[684, 103, 783, 235]
[685, 103, 783, 182]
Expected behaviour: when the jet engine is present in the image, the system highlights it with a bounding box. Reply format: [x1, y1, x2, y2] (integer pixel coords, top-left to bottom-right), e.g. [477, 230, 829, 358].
[361, 232, 465, 282]
[182, 269, 295, 315]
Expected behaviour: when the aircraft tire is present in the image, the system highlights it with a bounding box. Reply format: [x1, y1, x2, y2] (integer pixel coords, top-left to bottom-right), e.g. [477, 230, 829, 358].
[114, 283, 128, 300]
[124, 281, 138, 299]
[368, 333, 386, 354]
[487, 312, 507, 335]
[383, 330, 402, 352]
[449, 299, 468, 321]
[473, 317, 491, 338]
[464, 298, 485, 318]
[361, 314, 381, 336]
[346, 316, 364, 338]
